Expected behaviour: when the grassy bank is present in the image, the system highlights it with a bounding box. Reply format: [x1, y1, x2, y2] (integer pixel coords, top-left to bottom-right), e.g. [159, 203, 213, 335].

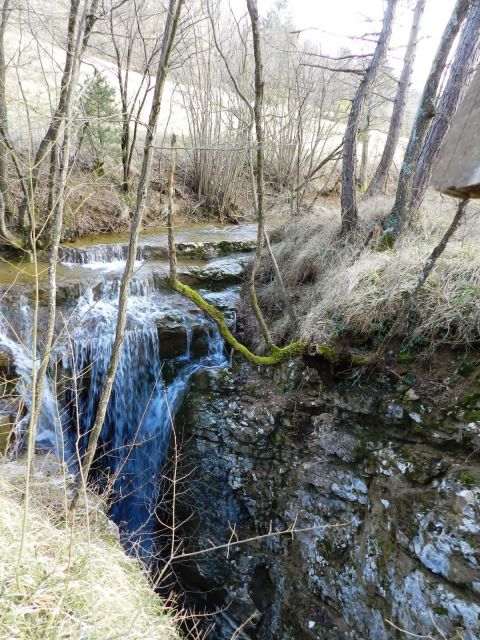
[258, 194, 480, 353]
[0, 456, 180, 640]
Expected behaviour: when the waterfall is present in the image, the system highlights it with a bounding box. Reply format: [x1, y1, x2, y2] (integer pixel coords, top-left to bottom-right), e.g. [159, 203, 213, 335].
[60, 277, 227, 556]
[59, 243, 143, 264]
[0, 223, 253, 558]
[0, 300, 64, 455]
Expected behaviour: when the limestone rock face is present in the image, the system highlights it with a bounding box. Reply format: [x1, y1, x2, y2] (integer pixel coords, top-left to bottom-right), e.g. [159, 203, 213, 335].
[178, 362, 480, 640]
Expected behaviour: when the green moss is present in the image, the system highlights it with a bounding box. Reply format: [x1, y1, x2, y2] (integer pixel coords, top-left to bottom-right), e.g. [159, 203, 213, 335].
[317, 344, 336, 359]
[397, 352, 415, 364]
[173, 280, 306, 366]
[433, 606, 448, 617]
[464, 410, 480, 422]
[459, 392, 480, 408]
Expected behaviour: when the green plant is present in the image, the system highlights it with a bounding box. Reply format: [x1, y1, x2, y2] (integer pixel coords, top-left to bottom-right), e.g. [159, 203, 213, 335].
[78, 73, 120, 172]
[458, 472, 475, 486]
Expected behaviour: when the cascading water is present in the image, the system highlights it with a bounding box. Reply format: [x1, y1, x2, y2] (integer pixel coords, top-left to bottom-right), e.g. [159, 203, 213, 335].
[0, 223, 254, 559]
[59, 243, 140, 264]
[0, 299, 64, 455]
[60, 269, 227, 556]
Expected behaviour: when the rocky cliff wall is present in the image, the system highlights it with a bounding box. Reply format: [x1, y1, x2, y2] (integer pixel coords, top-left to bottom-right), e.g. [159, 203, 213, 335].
[177, 357, 480, 639]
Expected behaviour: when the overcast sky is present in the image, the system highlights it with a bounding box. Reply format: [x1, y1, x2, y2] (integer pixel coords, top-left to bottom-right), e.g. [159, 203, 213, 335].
[251, 0, 457, 88]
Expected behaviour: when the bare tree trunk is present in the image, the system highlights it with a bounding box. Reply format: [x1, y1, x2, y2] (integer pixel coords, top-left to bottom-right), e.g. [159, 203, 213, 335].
[246, 0, 273, 349]
[70, 0, 184, 511]
[358, 121, 370, 191]
[17, 0, 99, 235]
[0, 0, 12, 219]
[0, 10, 23, 253]
[46, 142, 58, 223]
[340, 0, 397, 236]
[389, 0, 472, 238]
[167, 133, 177, 285]
[30, 0, 94, 453]
[409, 1, 480, 214]
[365, 0, 426, 198]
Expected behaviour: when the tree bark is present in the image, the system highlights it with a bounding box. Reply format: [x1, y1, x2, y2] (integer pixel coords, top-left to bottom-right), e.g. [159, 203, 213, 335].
[17, 0, 99, 235]
[167, 133, 177, 285]
[365, 0, 426, 198]
[358, 121, 370, 191]
[0, 0, 12, 219]
[246, 0, 274, 349]
[388, 0, 472, 238]
[340, 0, 397, 236]
[409, 1, 480, 214]
[70, 0, 184, 511]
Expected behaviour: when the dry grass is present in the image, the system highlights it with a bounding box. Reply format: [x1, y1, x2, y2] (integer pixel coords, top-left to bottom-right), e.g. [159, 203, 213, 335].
[261, 193, 480, 349]
[0, 455, 181, 640]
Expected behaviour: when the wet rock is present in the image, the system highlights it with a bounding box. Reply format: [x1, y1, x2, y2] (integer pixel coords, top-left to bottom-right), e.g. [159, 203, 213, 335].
[157, 325, 187, 359]
[0, 347, 12, 373]
[175, 239, 255, 260]
[190, 324, 211, 358]
[176, 361, 480, 640]
[181, 255, 250, 284]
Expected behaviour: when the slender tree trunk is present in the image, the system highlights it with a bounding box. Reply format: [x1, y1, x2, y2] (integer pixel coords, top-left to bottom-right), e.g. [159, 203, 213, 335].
[208, 9, 296, 326]
[340, 0, 397, 236]
[358, 121, 370, 191]
[70, 0, 184, 511]
[46, 142, 58, 223]
[246, 0, 273, 349]
[389, 0, 472, 238]
[30, 0, 94, 450]
[17, 0, 99, 235]
[409, 1, 480, 214]
[167, 134, 177, 285]
[365, 0, 426, 198]
[0, 0, 21, 249]
[245, 124, 297, 327]
[0, 0, 12, 220]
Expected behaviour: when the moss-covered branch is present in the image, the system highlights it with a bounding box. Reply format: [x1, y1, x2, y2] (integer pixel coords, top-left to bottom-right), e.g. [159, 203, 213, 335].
[173, 280, 305, 365]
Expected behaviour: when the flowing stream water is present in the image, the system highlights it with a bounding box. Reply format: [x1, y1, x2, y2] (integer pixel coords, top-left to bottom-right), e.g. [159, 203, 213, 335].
[0, 223, 253, 556]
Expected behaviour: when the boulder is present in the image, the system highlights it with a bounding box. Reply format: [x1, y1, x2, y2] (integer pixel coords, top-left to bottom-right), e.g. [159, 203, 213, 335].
[157, 325, 187, 359]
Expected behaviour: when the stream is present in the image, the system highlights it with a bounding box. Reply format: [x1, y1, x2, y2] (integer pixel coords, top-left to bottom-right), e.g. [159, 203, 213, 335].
[0, 222, 255, 556]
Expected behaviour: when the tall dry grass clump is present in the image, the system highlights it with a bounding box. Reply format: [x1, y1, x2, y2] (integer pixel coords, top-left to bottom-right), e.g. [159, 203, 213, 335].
[261, 194, 480, 349]
[0, 456, 180, 640]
